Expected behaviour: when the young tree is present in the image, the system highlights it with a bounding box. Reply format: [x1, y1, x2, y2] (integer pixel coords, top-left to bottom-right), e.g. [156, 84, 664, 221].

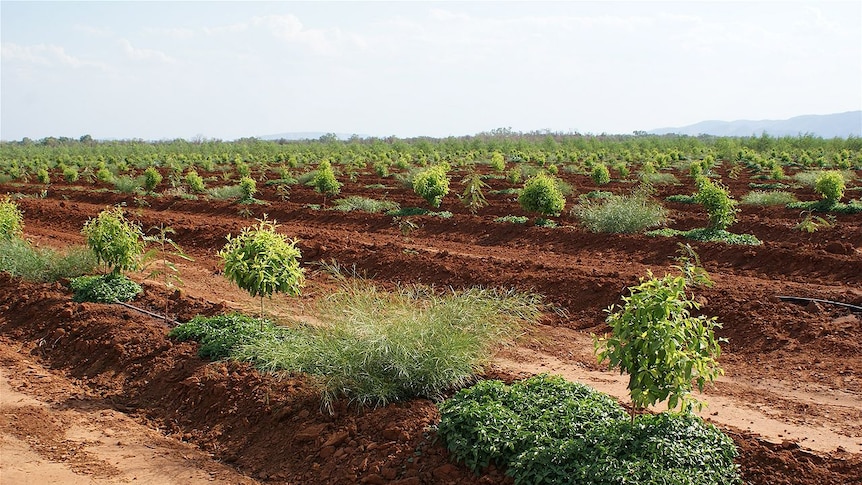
[312, 159, 342, 205]
[460, 172, 489, 214]
[412, 164, 451, 208]
[0, 196, 23, 241]
[219, 216, 305, 321]
[814, 170, 845, 205]
[518, 173, 565, 217]
[694, 177, 737, 231]
[81, 206, 145, 275]
[595, 248, 724, 419]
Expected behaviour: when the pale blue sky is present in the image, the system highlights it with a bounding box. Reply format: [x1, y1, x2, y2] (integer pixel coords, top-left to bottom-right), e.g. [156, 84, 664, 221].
[2, 1, 860, 140]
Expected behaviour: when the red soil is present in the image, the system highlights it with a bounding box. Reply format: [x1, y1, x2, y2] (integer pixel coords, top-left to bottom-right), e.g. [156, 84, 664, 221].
[1, 166, 861, 484]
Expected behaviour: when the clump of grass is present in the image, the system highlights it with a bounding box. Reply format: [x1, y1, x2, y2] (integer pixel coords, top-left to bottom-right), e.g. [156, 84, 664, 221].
[0, 239, 97, 282]
[574, 193, 668, 234]
[332, 196, 400, 213]
[234, 280, 543, 409]
[740, 190, 798, 206]
[640, 172, 679, 185]
[113, 175, 143, 194]
[794, 170, 854, 187]
[786, 199, 862, 214]
[207, 184, 246, 200]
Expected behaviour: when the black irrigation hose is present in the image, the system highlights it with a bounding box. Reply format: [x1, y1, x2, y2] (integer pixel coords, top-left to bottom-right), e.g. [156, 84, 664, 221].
[113, 300, 180, 326]
[777, 296, 862, 313]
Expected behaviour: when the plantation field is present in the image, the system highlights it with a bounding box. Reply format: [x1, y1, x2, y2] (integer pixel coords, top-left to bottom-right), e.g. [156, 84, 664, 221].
[1, 136, 861, 484]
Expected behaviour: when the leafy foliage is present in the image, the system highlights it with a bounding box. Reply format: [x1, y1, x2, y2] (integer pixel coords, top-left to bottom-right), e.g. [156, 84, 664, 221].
[81, 206, 145, 275]
[239, 176, 257, 202]
[185, 169, 206, 193]
[70, 273, 142, 303]
[0, 196, 23, 241]
[495, 215, 529, 224]
[460, 172, 489, 214]
[591, 163, 611, 185]
[595, 259, 724, 414]
[219, 216, 304, 316]
[437, 375, 740, 484]
[412, 164, 451, 208]
[694, 177, 737, 231]
[169, 313, 286, 360]
[143, 166, 162, 193]
[647, 228, 762, 246]
[311, 159, 342, 199]
[814, 170, 845, 204]
[518, 173, 565, 216]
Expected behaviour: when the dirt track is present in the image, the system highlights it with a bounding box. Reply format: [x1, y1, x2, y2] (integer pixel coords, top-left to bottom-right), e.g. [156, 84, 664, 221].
[1, 168, 861, 484]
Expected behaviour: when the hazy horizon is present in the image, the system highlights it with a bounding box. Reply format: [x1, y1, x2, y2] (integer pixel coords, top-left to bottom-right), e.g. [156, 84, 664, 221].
[2, 1, 860, 141]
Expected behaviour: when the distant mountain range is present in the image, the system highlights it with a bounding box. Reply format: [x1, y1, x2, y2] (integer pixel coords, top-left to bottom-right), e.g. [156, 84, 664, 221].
[649, 111, 861, 138]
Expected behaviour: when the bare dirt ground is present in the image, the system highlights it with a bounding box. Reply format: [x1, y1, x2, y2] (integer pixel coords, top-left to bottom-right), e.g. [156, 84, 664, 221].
[1, 167, 861, 484]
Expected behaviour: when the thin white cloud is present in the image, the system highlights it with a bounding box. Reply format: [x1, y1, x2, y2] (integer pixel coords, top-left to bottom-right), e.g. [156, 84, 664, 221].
[119, 39, 177, 64]
[74, 24, 114, 37]
[145, 27, 195, 39]
[1, 42, 110, 70]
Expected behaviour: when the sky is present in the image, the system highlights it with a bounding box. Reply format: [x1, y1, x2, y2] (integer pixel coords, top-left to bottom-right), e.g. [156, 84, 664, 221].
[1, 1, 861, 141]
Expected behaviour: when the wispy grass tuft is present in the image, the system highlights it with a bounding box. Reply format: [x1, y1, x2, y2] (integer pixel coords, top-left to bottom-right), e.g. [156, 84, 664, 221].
[740, 190, 798, 206]
[574, 194, 668, 234]
[207, 184, 245, 200]
[0, 239, 97, 282]
[233, 280, 543, 410]
[332, 196, 400, 213]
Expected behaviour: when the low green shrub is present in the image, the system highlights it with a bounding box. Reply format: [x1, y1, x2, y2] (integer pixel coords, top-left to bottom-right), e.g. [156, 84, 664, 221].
[437, 374, 740, 484]
[591, 163, 611, 185]
[185, 170, 206, 193]
[143, 166, 162, 193]
[332, 196, 399, 213]
[740, 190, 798, 206]
[647, 228, 762, 246]
[70, 273, 142, 303]
[412, 164, 451, 208]
[575, 194, 668, 234]
[694, 178, 737, 231]
[169, 313, 287, 360]
[494, 215, 529, 224]
[665, 194, 697, 204]
[814, 170, 845, 204]
[786, 199, 862, 214]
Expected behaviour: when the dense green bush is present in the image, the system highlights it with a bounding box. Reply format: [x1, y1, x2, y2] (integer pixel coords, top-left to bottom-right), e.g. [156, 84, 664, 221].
[311, 159, 342, 199]
[591, 163, 611, 185]
[437, 374, 740, 484]
[70, 273, 142, 303]
[694, 177, 737, 231]
[814, 170, 845, 204]
[518, 173, 565, 216]
[412, 164, 451, 208]
[185, 170, 206, 193]
[81, 206, 145, 275]
[143, 166, 162, 193]
[0, 197, 23, 241]
[239, 176, 257, 202]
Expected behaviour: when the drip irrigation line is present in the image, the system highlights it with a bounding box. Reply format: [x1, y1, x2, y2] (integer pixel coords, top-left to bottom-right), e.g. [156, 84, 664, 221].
[777, 296, 862, 313]
[113, 300, 179, 326]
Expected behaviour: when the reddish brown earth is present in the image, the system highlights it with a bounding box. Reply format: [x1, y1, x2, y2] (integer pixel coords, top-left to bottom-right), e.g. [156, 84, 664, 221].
[1, 166, 861, 484]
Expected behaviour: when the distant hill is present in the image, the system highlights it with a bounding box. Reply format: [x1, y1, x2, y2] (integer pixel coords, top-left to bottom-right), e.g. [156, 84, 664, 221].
[649, 111, 862, 138]
[258, 132, 369, 141]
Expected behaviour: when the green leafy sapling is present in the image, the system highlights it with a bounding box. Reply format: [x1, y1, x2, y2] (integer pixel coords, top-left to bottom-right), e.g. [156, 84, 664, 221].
[219, 216, 305, 322]
[595, 245, 724, 419]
